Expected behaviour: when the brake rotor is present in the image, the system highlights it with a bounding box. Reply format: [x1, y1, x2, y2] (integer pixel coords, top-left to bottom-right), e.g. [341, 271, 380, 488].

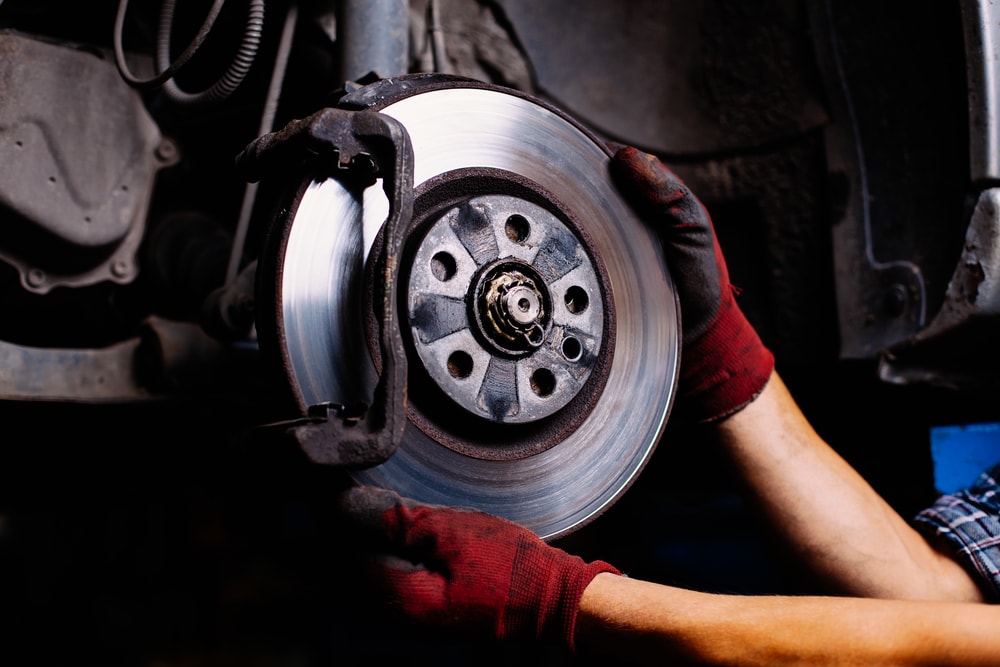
[262, 75, 679, 540]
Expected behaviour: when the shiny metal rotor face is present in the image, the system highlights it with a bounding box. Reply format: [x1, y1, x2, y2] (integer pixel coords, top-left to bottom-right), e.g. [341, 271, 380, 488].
[406, 193, 604, 425]
[274, 79, 680, 540]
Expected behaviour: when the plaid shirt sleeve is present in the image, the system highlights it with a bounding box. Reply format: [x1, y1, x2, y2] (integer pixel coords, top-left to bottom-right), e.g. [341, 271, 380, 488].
[912, 462, 1000, 602]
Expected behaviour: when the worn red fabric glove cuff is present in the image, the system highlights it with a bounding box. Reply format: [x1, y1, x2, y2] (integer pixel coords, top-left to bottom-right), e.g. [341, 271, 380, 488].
[682, 291, 775, 422]
[504, 537, 620, 649]
[380, 501, 621, 650]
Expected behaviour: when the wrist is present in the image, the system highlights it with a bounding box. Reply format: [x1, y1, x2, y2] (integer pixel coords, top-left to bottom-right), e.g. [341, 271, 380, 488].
[575, 572, 625, 650]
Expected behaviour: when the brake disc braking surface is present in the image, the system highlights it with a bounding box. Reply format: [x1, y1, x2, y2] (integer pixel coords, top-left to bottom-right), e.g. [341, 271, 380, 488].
[253, 74, 680, 541]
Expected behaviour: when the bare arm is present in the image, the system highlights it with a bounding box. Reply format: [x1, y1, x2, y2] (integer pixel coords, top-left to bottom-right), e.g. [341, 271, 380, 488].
[714, 371, 983, 602]
[609, 148, 983, 602]
[577, 572, 1000, 666]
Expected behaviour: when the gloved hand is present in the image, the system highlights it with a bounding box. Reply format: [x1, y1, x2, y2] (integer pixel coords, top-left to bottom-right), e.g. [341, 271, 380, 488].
[338, 485, 621, 649]
[611, 145, 774, 422]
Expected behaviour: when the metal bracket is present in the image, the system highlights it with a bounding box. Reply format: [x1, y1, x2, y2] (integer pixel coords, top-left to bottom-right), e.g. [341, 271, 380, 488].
[238, 108, 413, 468]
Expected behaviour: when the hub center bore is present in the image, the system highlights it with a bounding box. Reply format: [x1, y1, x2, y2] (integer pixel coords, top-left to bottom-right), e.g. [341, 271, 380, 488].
[475, 260, 550, 354]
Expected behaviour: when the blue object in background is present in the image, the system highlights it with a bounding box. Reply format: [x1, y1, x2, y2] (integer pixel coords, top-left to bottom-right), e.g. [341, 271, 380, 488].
[930, 422, 1000, 494]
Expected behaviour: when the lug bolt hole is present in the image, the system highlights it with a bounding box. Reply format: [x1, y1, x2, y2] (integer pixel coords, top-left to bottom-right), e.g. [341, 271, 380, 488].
[530, 368, 556, 397]
[565, 285, 589, 314]
[447, 350, 473, 379]
[505, 214, 530, 244]
[431, 251, 457, 282]
[562, 336, 582, 361]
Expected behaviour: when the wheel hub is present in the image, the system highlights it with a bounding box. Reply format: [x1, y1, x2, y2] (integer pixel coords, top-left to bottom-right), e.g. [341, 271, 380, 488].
[406, 193, 605, 425]
[476, 260, 548, 354]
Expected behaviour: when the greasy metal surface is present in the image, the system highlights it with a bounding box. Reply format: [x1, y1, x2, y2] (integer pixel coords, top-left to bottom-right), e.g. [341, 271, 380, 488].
[0, 316, 238, 402]
[337, 0, 410, 84]
[272, 78, 679, 540]
[406, 193, 604, 425]
[494, 0, 829, 155]
[0, 337, 150, 401]
[0, 31, 171, 293]
[879, 188, 1000, 390]
[808, 1, 927, 359]
[961, 0, 1000, 183]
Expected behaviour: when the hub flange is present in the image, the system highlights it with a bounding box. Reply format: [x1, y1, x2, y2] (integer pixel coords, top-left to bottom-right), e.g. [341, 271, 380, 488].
[406, 194, 604, 425]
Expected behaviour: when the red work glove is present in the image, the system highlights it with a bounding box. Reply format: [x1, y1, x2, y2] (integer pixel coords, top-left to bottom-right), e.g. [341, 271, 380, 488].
[611, 146, 774, 422]
[337, 485, 621, 650]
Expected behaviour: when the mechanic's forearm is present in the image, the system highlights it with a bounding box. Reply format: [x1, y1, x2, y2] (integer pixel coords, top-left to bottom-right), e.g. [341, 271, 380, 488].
[576, 572, 1000, 666]
[714, 372, 982, 601]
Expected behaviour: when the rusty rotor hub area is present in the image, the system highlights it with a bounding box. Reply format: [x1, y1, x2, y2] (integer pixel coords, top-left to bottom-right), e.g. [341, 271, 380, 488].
[404, 190, 606, 436]
[473, 259, 550, 355]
